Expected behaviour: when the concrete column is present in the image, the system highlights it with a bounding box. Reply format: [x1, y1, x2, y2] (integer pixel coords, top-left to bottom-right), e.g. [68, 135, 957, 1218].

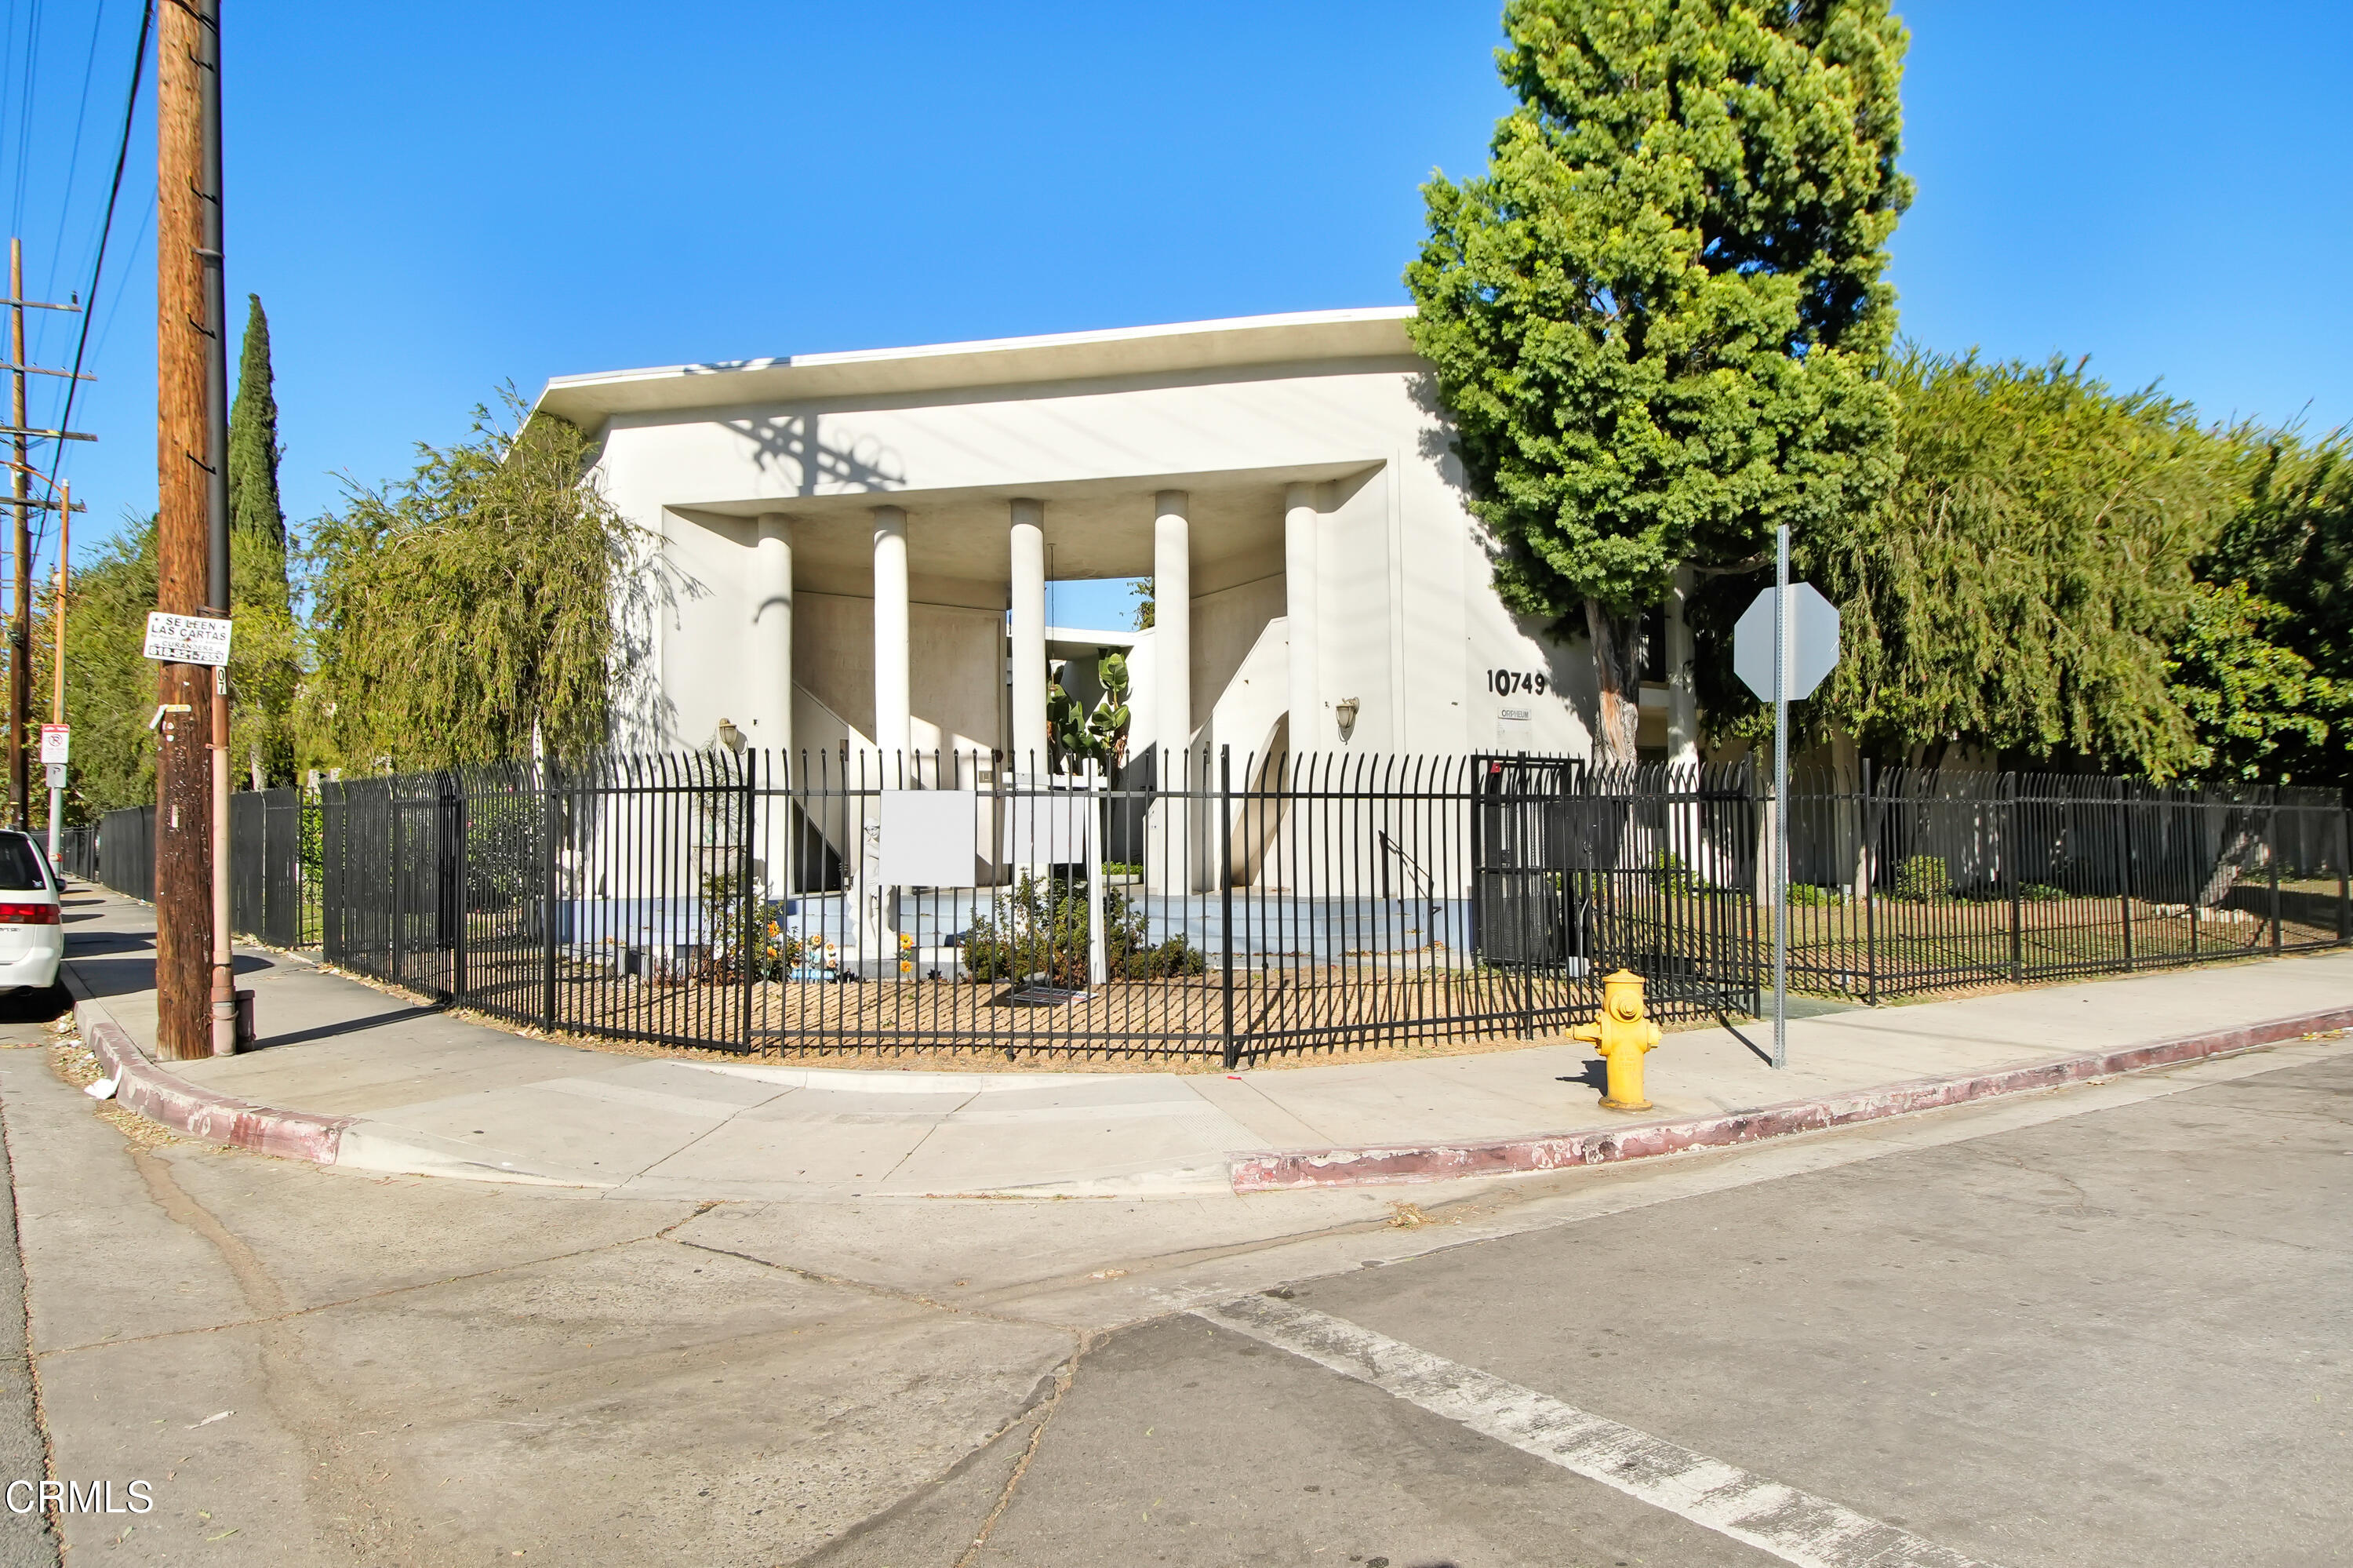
[1283, 482, 1320, 753]
[753, 512, 795, 894]
[871, 505, 911, 770]
[752, 513, 794, 760]
[1665, 563, 1710, 886]
[1666, 564, 1699, 772]
[1009, 499, 1047, 775]
[1154, 491, 1191, 780]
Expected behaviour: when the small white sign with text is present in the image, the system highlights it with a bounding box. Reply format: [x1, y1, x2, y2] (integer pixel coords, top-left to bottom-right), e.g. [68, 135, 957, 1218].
[141, 613, 234, 668]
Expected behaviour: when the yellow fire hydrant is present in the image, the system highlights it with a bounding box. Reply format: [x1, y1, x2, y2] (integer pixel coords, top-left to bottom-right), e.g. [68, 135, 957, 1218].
[1571, 970, 1663, 1111]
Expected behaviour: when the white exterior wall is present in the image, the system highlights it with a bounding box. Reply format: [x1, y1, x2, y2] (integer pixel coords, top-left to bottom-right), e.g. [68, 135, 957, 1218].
[566, 317, 1596, 766]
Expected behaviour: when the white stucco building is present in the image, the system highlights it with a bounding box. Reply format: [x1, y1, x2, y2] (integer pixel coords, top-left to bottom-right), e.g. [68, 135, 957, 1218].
[533, 306, 1701, 779]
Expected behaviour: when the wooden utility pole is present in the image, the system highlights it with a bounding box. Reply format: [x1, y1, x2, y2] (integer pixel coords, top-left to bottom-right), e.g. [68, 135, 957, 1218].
[9, 240, 27, 830]
[155, 0, 227, 1060]
[50, 483, 65, 727]
[46, 482, 65, 869]
[2, 248, 90, 835]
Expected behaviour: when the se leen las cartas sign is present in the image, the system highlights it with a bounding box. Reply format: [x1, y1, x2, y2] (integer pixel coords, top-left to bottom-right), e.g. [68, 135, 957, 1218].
[141, 612, 234, 668]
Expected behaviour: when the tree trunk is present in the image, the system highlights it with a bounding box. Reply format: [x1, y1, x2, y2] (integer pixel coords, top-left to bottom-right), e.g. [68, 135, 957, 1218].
[249, 742, 263, 793]
[2196, 806, 2269, 908]
[1585, 598, 1642, 768]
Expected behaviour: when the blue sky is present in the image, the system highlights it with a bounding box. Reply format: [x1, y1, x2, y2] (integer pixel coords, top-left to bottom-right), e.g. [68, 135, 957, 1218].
[6, 0, 2350, 628]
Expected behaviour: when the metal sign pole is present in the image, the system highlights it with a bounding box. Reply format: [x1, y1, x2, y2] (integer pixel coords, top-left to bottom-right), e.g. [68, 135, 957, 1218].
[43, 764, 62, 867]
[1729, 549, 1836, 1074]
[1773, 523, 1789, 1070]
[1086, 759, 1107, 988]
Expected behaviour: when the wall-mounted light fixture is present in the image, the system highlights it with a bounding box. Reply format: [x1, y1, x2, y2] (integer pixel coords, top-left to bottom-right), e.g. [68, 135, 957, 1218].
[715, 718, 744, 755]
[1333, 697, 1360, 741]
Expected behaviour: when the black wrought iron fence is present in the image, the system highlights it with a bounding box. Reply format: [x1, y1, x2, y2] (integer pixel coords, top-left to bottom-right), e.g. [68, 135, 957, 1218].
[315, 749, 1760, 1063]
[1469, 756, 1762, 1023]
[1777, 766, 2350, 999]
[56, 826, 94, 881]
[75, 791, 320, 947]
[94, 804, 155, 902]
[227, 789, 319, 948]
[68, 754, 2349, 1060]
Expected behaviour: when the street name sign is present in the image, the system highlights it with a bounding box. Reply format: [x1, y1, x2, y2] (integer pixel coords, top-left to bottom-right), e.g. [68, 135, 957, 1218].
[142, 612, 234, 667]
[1733, 584, 1840, 701]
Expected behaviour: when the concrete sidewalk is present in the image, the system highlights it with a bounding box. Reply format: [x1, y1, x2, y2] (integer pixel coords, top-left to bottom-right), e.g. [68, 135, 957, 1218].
[60, 888, 2353, 1199]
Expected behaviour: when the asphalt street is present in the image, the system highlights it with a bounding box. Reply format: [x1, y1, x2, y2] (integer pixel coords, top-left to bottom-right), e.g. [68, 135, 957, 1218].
[829, 1050, 2353, 1568]
[2, 970, 2346, 1566]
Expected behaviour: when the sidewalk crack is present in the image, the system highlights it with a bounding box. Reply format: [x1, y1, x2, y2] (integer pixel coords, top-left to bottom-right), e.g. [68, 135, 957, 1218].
[951, 1333, 1093, 1568]
[873, 1087, 982, 1188]
[668, 1233, 1072, 1341]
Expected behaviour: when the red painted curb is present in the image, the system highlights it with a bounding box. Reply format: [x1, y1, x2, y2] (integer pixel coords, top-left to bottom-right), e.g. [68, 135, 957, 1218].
[78, 1001, 352, 1165]
[1227, 1005, 2353, 1193]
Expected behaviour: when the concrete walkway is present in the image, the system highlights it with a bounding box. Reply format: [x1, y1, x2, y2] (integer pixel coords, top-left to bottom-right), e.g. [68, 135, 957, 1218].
[60, 888, 2353, 1199]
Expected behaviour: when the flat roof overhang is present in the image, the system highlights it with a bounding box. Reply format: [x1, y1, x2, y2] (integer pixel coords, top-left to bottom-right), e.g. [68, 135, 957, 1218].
[535, 307, 1418, 427]
[669, 459, 1384, 591]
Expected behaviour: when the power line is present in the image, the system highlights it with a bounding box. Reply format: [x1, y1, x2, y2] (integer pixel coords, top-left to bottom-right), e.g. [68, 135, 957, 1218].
[7, 0, 45, 242]
[30, 0, 148, 567]
[0, 4, 21, 240]
[33, 184, 147, 551]
[41, 0, 108, 305]
[77, 180, 148, 374]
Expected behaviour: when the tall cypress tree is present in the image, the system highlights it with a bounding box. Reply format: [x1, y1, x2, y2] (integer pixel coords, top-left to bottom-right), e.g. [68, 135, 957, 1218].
[225, 295, 300, 784]
[227, 294, 289, 602]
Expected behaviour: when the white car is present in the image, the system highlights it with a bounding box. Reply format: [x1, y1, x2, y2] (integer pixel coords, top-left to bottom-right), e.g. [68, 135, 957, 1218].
[0, 831, 62, 992]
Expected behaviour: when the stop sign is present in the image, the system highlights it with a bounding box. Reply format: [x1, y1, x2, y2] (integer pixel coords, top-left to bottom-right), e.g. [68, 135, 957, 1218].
[1733, 584, 1841, 702]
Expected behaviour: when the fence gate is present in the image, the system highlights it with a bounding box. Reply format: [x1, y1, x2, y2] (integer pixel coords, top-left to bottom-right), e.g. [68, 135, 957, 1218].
[1469, 755, 1587, 969]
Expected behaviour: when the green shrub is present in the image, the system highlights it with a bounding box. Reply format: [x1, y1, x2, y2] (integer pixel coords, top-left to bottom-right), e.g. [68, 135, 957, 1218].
[962, 872, 1203, 987]
[700, 869, 806, 980]
[2018, 882, 2065, 902]
[1647, 849, 1695, 894]
[1785, 882, 1843, 907]
[1892, 854, 1951, 902]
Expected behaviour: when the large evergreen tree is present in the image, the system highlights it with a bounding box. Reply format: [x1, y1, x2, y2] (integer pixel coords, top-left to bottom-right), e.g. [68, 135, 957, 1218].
[1724, 350, 2242, 775]
[225, 294, 300, 785]
[228, 294, 288, 569]
[2174, 433, 2353, 785]
[2166, 580, 2340, 785]
[53, 517, 163, 815]
[1407, 0, 1912, 762]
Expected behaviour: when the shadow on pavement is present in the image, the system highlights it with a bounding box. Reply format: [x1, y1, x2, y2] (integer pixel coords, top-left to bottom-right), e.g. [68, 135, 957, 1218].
[0, 985, 71, 1024]
[251, 1006, 441, 1053]
[1557, 1060, 1606, 1092]
[64, 944, 282, 996]
[58, 932, 152, 956]
[56, 957, 158, 1001]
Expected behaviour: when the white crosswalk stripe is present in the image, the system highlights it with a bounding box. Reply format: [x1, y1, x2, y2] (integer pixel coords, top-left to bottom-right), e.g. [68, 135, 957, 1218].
[1195, 1293, 2004, 1568]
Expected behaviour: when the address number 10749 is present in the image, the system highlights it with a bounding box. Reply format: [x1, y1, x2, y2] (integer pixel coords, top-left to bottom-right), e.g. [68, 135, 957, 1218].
[1486, 668, 1548, 697]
